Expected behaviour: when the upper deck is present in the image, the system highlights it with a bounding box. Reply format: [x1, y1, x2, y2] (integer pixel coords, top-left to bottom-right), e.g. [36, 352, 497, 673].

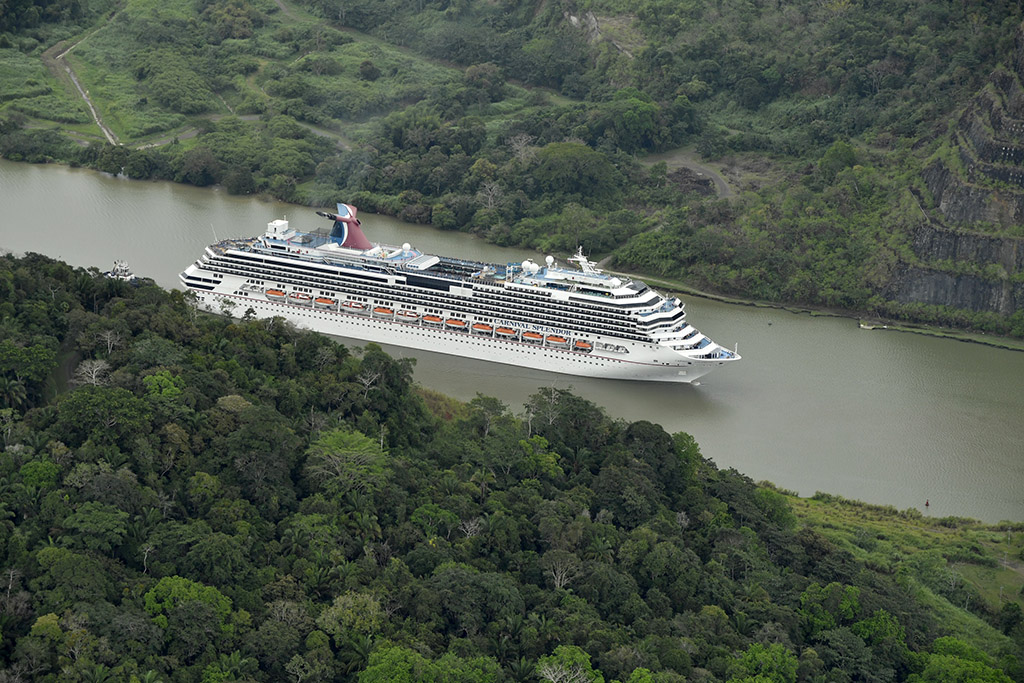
[246, 218, 644, 299]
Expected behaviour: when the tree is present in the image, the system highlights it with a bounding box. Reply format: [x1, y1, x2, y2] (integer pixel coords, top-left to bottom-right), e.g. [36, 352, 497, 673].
[532, 142, 622, 206]
[52, 386, 150, 448]
[32, 547, 116, 610]
[358, 60, 381, 81]
[537, 646, 605, 683]
[225, 404, 302, 509]
[181, 532, 248, 586]
[143, 575, 233, 633]
[71, 359, 110, 386]
[96, 328, 122, 355]
[411, 503, 460, 540]
[541, 549, 582, 590]
[62, 502, 130, 554]
[316, 591, 384, 647]
[728, 642, 798, 683]
[358, 643, 503, 682]
[303, 428, 390, 498]
[818, 141, 857, 182]
[0, 376, 29, 409]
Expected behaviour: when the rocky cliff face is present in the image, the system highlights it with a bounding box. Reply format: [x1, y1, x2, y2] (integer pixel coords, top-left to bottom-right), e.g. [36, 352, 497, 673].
[886, 223, 1022, 314]
[911, 224, 1021, 270]
[921, 161, 1024, 226]
[908, 24, 1024, 318]
[886, 266, 1023, 314]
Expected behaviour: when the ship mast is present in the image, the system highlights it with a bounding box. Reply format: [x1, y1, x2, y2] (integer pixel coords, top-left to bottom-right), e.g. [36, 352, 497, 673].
[567, 246, 601, 274]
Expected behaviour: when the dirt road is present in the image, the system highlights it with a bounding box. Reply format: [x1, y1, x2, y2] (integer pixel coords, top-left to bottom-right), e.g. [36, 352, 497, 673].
[642, 146, 734, 198]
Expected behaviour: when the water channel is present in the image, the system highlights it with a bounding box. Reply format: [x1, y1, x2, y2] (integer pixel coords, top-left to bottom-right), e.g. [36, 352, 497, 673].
[2, 158, 1022, 522]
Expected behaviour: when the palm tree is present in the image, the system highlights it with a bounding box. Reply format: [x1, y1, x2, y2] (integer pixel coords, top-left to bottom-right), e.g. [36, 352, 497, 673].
[339, 634, 375, 674]
[471, 467, 496, 501]
[0, 376, 28, 410]
[79, 664, 113, 683]
[216, 650, 256, 679]
[506, 657, 536, 683]
[584, 536, 615, 564]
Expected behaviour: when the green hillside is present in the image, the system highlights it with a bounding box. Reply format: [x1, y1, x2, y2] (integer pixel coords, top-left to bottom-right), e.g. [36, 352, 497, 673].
[1, 252, 1023, 682]
[1, 0, 1023, 337]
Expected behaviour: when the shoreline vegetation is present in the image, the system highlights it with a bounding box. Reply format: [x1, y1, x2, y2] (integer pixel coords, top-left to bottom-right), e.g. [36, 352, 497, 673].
[0, 250, 1022, 682]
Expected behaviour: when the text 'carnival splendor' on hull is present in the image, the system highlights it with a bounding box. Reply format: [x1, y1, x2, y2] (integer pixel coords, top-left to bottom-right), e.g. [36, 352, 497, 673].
[179, 204, 740, 383]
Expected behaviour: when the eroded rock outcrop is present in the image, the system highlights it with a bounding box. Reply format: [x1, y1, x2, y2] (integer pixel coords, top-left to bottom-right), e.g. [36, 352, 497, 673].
[911, 24, 1024, 317]
[887, 265, 1024, 315]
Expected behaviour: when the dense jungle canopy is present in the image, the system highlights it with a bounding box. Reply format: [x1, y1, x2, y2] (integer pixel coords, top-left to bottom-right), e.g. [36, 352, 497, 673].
[0, 250, 1023, 681]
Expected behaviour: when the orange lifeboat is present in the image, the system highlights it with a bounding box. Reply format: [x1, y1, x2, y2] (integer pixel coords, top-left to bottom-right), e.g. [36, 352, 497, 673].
[545, 335, 569, 347]
[522, 331, 543, 344]
[423, 315, 442, 326]
[472, 323, 493, 335]
[265, 288, 286, 301]
[495, 327, 518, 338]
[574, 340, 592, 352]
[445, 318, 468, 330]
[314, 297, 336, 309]
[373, 306, 394, 317]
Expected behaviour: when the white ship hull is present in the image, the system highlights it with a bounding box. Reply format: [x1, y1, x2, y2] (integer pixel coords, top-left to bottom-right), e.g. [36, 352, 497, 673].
[180, 211, 739, 384]
[188, 281, 727, 383]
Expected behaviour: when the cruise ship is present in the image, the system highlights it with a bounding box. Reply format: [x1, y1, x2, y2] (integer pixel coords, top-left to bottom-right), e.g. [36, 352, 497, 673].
[179, 204, 740, 382]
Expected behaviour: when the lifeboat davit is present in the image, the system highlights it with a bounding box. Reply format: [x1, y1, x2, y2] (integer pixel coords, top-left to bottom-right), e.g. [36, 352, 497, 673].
[373, 306, 394, 317]
[289, 292, 313, 306]
[314, 297, 336, 309]
[495, 327, 518, 338]
[522, 331, 543, 344]
[472, 323, 493, 335]
[265, 288, 286, 301]
[423, 315, 442, 326]
[445, 318, 468, 330]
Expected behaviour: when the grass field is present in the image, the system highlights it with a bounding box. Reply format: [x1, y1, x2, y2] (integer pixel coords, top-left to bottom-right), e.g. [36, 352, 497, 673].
[787, 491, 1024, 654]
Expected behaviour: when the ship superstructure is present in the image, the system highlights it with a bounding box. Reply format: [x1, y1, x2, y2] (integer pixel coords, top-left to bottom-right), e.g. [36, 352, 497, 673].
[179, 205, 740, 382]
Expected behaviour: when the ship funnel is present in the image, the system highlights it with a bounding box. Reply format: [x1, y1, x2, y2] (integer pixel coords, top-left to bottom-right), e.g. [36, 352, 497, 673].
[318, 203, 372, 249]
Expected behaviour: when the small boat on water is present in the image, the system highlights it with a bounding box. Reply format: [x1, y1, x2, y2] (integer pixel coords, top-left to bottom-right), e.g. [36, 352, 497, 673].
[104, 260, 137, 282]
